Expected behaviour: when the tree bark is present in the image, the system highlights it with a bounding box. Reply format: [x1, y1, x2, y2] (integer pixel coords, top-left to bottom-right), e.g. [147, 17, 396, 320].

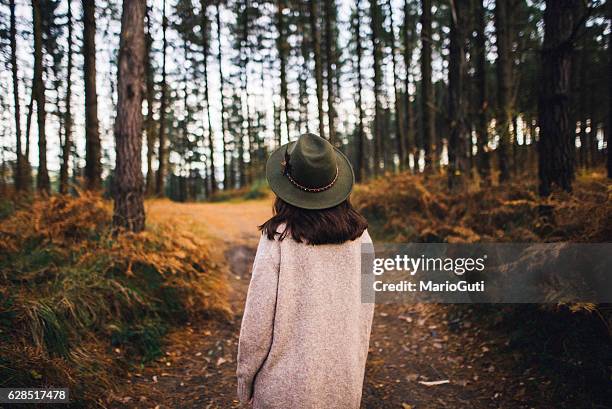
[474, 0, 490, 182]
[113, 0, 146, 232]
[145, 3, 156, 195]
[421, 0, 435, 172]
[538, 0, 582, 196]
[447, 0, 469, 190]
[494, 0, 511, 182]
[33, 0, 49, 193]
[309, 0, 326, 139]
[324, 0, 337, 145]
[82, 0, 102, 190]
[402, 0, 416, 167]
[386, 0, 405, 170]
[216, 2, 229, 189]
[200, 0, 216, 194]
[60, 0, 74, 194]
[276, 0, 290, 145]
[354, 0, 365, 182]
[370, 0, 383, 175]
[156, 0, 168, 196]
[10, 0, 25, 191]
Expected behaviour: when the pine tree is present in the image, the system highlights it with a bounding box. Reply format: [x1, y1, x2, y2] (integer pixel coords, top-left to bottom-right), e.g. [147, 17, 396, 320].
[323, 0, 337, 145]
[538, 0, 583, 196]
[447, 0, 469, 189]
[494, 0, 512, 182]
[82, 0, 102, 190]
[386, 0, 405, 170]
[33, 0, 49, 193]
[9, 0, 26, 191]
[420, 0, 434, 172]
[200, 0, 216, 193]
[145, 3, 156, 195]
[113, 0, 146, 232]
[473, 0, 489, 182]
[60, 0, 74, 194]
[352, 0, 366, 181]
[309, 0, 326, 139]
[276, 0, 290, 144]
[156, 0, 169, 197]
[216, 1, 229, 189]
[370, 0, 383, 174]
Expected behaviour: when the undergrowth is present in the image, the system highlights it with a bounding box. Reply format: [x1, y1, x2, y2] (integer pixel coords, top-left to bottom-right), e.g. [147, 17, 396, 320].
[208, 178, 270, 202]
[353, 170, 612, 404]
[0, 192, 230, 406]
[353, 171, 611, 243]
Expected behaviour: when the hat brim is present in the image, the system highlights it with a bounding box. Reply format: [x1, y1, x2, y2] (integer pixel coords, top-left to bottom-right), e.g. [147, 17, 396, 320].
[265, 142, 355, 210]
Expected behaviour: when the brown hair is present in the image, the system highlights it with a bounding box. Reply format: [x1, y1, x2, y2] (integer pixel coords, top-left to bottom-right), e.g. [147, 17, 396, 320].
[259, 196, 368, 245]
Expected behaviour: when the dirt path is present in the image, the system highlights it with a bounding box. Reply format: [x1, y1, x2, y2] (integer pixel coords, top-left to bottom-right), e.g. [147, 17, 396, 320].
[109, 199, 588, 409]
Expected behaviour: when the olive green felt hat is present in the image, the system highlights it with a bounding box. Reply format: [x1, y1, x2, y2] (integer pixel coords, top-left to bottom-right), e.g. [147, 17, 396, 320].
[265, 133, 355, 210]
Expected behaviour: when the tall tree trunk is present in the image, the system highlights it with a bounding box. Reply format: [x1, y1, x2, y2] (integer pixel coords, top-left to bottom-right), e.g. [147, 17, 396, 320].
[10, 0, 25, 191]
[60, 0, 74, 194]
[370, 0, 383, 175]
[216, 2, 229, 189]
[448, 0, 468, 190]
[113, 0, 146, 232]
[474, 0, 490, 182]
[145, 3, 156, 195]
[324, 0, 337, 145]
[386, 0, 405, 171]
[298, 4, 310, 135]
[33, 0, 49, 193]
[25, 89, 33, 163]
[354, 0, 366, 182]
[309, 0, 326, 139]
[156, 0, 168, 196]
[494, 0, 511, 182]
[402, 0, 416, 167]
[201, 0, 216, 194]
[276, 0, 290, 145]
[537, 0, 582, 196]
[421, 0, 435, 172]
[83, 0, 102, 190]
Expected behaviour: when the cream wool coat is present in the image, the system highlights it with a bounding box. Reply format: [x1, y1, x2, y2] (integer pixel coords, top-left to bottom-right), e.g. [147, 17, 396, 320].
[236, 229, 375, 409]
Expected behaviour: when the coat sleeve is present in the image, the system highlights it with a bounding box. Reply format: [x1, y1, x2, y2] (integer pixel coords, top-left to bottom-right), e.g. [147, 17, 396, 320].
[236, 233, 281, 404]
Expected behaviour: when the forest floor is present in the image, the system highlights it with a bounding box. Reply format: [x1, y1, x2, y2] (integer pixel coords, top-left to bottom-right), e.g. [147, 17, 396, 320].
[108, 197, 609, 409]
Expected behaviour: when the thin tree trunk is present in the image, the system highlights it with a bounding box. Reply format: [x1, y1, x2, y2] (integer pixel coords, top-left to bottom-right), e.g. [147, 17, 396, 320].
[145, 3, 156, 195]
[538, 0, 582, 196]
[447, 0, 468, 190]
[33, 0, 49, 193]
[324, 0, 337, 145]
[421, 0, 435, 172]
[216, 2, 229, 189]
[474, 0, 490, 182]
[60, 0, 73, 194]
[370, 0, 383, 175]
[309, 0, 326, 139]
[354, 0, 365, 182]
[276, 0, 290, 145]
[25, 89, 33, 163]
[494, 0, 511, 182]
[9, 0, 25, 191]
[83, 0, 102, 190]
[386, 0, 405, 171]
[113, 0, 146, 232]
[402, 0, 416, 167]
[201, 0, 216, 194]
[156, 0, 168, 196]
